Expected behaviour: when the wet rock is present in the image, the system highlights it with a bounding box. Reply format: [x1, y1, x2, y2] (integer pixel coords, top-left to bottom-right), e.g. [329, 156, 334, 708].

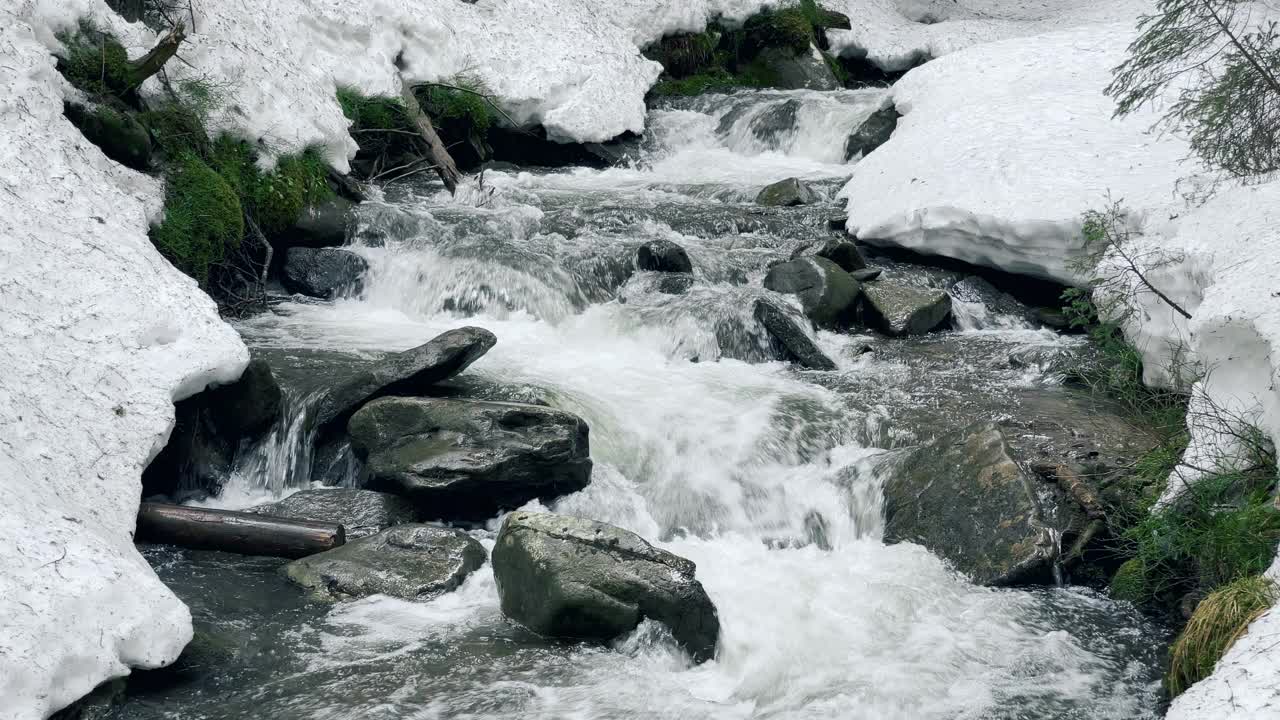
[249, 488, 418, 539]
[883, 423, 1083, 586]
[651, 272, 696, 295]
[743, 99, 801, 144]
[844, 105, 900, 160]
[492, 511, 720, 662]
[852, 268, 882, 282]
[348, 397, 592, 520]
[1035, 307, 1073, 330]
[827, 214, 849, 231]
[754, 299, 837, 371]
[858, 282, 951, 336]
[637, 239, 693, 274]
[279, 195, 355, 248]
[764, 257, 860, 329]
[744, 45, 842, 91]
[756, 177, 821, 207]
[284, 524, 486, 600]
[281, 247, 368, 299]
[142, 359, 283, 501]
[793, 238, 868, 272]
[949, 276, 1032, 322]
[64, 101, 151, 172]
[314, 326, 496, 431]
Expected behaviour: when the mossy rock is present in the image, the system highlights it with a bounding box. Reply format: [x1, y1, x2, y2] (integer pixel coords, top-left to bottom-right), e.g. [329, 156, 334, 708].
[207, 136, 332, 237]
[139, 100, 211, 158]
[55, 21, 136, 99]
[644, 32, 719, 78]
[743, 8, 816, 57]
[63, 101, 152, 171]
[151, 152, 244, 284]
[1110, 558, 1149, 603]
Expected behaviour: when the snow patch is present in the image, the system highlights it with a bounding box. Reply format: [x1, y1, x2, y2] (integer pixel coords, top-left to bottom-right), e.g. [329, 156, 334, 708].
[0, 6, 247, 719]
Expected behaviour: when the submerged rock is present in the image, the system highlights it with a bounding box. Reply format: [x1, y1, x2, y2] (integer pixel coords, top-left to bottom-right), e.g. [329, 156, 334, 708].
[492, 511, 720, 662]
[845, 105, 900, 160]
[882, 423, 1082, 586]
[249, 488, 418, 539]
[756, 177, 821, 207]
[348, 397, 592, 520]
[637, 239, 693, 274]
[284, 524, 486, 600]
[764, 257, 860, 328]
[858, 282, 951, 336]
[281, 247, 368, 299]
[314, 327, 496, 431]
[754, 299, 837, 371]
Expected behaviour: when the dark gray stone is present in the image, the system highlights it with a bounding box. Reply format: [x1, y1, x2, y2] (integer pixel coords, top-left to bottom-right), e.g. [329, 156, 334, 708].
[763, 257, 860, 328]
[859, 282, 951, 336]
[492, 511, 720, 662]
[845, 105, 900, 160]
[249, 488, 418, 539]
[753, 300, 837, 371]
[637, 240, 693, 274]
[279, 196, 355, 248]
[949, 276, 1032, 322]
[348, 396, 592, 520]
[652, 272, 696, 295]
[756, 177, 821, 207]
[882, 423, 1082, 586]
[284, 524, 486, 600]
[745, 46, 841, 91]
[851, 268, 882, 282]
[314, 327, 496, 431]
[282, 247, 368, 299]
[64, 101, 151, 172]
[744, 99, 801, 144]
[793, 238, 868, 272]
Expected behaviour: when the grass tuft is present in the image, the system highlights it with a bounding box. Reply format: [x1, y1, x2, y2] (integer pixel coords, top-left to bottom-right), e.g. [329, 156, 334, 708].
[1168, 576, 1277, 695]
[151, 152, 243, 284]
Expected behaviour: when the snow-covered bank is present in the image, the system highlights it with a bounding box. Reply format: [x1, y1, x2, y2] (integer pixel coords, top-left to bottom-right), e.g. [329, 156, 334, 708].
[0, 8, 247, 719]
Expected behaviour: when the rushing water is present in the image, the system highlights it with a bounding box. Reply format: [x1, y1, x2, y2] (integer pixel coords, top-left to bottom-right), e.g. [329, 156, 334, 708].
[118, 90, 1167, 719]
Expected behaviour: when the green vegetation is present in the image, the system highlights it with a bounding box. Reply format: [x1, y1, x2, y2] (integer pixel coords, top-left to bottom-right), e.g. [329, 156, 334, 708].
[742, 7, 816, 56]
[650, 68, 756, 97]
[337, 87, 411, 132]
[1168, 576, 1277, 695]
[151, 152, 243, 283]
[422, 77, 496, 134]
[55, 20, 136, 99]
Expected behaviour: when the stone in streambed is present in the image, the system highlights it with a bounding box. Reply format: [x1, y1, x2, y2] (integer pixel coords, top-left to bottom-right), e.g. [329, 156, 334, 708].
[348, 396, 592, 520]
[277, 195, 356, 248]
[284, 524, 485, 600]
[248, 488, 418, 539]
[763, 257, 860, 329]
[637, 240, 693, 274]
[858, 282, 951, 336]
[756, 177, 821, 207]
[282, 247, 368, 299]
[851, 268, 882, 282]
[753, 299, 837, 371]
[492, 511, 720, 662]
[314, 327, 496, 431]
[845, 105, 900, 161]
[792, 238, 868, 272]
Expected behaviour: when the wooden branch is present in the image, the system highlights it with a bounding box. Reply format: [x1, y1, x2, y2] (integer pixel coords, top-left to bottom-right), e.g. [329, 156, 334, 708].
[399, 79, 462, 194]
[1034, 463, 1107, 520]
[136, 502, 344, 558]
[128, 23, 187, 90]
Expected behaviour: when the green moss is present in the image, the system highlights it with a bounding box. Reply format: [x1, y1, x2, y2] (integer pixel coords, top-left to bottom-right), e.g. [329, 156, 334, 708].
[55, 20, 135, 98]
[337, 87, 412, 131]
[1110, 558, 1150, 602]
[206, 136, 332, 236]
[743, 7, 816, 57]
[422, 82, 495, 134]
[650, 68, 755, 97]
[151, 152, 244, 284]
[139, 100, 210, 158]
[1168, 576, 1276, 695]
[644, 32, 719, 78]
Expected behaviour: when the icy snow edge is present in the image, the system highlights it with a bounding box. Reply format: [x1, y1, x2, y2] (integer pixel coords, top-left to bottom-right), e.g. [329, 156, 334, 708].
[0, 5, 247, 719]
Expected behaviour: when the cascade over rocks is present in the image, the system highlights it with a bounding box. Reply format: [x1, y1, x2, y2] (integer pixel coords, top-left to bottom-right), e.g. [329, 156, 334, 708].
[844, 105, 900, 160]
[282, 247, 368, 299]
[348, 397, 592, 520]
[753, 299, 837, 371]
[763, 256, 860, 329]
[492, 511, 720, 663]
[284, 524, 486, 600]
[636, 239, 693, 274]
[142, 359, 282, 501]
[882, 423, 1086, 586]
[756, 177, 821, 207]
[314, 327, 496, 431]
[249, 488, 418, 539]
[858, 282, 951, 336]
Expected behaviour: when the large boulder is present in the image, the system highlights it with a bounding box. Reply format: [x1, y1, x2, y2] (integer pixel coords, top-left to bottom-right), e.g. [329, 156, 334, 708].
[313, 327, 496, 431]
[348, 397, 592, 520]
[763, 257, 860, 328]
[277, 195, 355, 248]
[492, 511, 720, 662]
[743, 45, 842, 91]
[281, 247, 368, 299]
[249, 488, 418, 539]
[845, 105, 900, 161]
[792, 238, 868, 272]
[284, 524, 486, 600]
[753, 299, 837, 371]
[756, 177, 821, 207]
[882, 423, 1085, 586]
[141, 359, 283, 501]
[636, 240, 693, 274]
[858, 282, 951, 336]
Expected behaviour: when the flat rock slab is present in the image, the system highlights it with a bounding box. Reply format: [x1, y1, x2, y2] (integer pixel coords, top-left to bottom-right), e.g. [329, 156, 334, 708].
[248, 488, 418, 539]
[284, 524, 486, 600]
[860, 282, 951, 336]
[348, 397, 592, 520]
[314, 326, 496, 431]
[492, 511, 720, 662]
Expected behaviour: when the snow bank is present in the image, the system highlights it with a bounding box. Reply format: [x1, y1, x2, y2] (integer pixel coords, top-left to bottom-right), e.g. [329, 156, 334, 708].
[0, 6, 247, 719]
[827, 0, 1152, 71]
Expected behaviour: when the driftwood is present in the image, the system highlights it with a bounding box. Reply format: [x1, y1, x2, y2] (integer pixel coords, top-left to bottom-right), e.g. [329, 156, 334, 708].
[136, 502, 344, 558]
[1034, 462, 1106, 520]
[400, 79, 462, 194]
[128, 22, 187, 90]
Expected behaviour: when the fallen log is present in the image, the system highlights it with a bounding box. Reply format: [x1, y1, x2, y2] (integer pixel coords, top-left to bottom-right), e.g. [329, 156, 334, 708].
[136, 502, 344, 558]
[128, 22, 187, 90]
[400, 79, 462, 194]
